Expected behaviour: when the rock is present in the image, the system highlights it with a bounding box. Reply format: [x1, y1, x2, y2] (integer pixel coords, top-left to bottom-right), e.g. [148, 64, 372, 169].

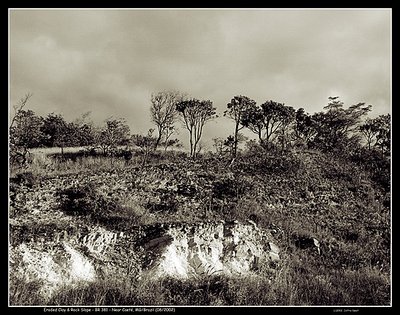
[11, 242, 96, 299]
[10, 220, 280, 301]
[148, 221, 280, 278]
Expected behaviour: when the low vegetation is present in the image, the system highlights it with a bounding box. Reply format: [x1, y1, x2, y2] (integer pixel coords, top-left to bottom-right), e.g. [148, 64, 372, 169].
[9, 92, 390, 306]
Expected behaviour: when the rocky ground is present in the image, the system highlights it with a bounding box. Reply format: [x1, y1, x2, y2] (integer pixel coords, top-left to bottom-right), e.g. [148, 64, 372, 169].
[9, 149, 391, 305]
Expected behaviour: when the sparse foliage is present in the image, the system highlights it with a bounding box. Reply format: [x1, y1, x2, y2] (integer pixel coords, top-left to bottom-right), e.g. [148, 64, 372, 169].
[9, 94, 43, 166]
[176, 99, 216, 159]
[132, 129, 157, 166]
[150, 91, 186, 150]
[10, 93, 33, 129]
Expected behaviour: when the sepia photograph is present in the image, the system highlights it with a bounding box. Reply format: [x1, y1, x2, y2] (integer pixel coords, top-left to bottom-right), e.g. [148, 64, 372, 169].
[8, 8, 391, 310]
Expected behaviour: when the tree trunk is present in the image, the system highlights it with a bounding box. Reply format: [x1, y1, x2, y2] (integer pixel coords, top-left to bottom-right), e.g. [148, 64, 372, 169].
[189, 130, 194, 158]
[233, 121, 239, 157]
[155, 128, 162, 150]
[281, 129, 285, 151]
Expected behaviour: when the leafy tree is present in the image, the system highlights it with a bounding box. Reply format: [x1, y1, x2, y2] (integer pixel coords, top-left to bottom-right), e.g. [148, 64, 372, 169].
[373, 114, 390, 156]
[360, 118, 378, 150]
[223, 133, 248, 156]
[223, 135, 236, 157]
[224, 95, 256, 157]
[150, 91, 186, 150]
[213, 137, 225, 156]
[241, 100, 295, 148]
[41, 113, 75, 154]
[292, 108, 318, 148]
[96, 118, 131, 156]
[358, 113, 390, 156]
[10, 109, 44, 165]
[10, 109, 43, 148]
[310, 97, 371, 153]
[176, 99, 216, 158]
[132, 129, 157, 166]
[240, 102, 265, 142]
[260, 100, 295, 147]
[71, 112, 96, 147]
[159, 126, 177, 151]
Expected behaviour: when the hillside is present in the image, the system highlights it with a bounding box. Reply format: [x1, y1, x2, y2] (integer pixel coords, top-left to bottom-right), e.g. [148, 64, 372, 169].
[9, 148, 390, 305]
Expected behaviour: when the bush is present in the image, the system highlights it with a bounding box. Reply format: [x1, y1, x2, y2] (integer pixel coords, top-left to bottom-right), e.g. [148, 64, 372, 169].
[238, 144, 302, 175]
[145, 190, 178, 213]
[57, 183, 99, 216]
[212, 176, 248, 200]
[56, 183, 143, 229]
[10, 171, 37, 188]
[350, 147, 390, 192]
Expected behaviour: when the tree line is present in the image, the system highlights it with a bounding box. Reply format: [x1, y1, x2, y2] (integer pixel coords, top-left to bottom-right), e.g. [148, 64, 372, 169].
[9, 91, 390, 166]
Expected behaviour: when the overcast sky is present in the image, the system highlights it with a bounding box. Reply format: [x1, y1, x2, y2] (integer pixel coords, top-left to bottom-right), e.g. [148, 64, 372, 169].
[9, 9, 391, 150]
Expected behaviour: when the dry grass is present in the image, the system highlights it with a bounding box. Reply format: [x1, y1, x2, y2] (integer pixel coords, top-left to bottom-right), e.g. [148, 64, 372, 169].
[10, 254, 390, 306]
[9, 147, 391, 306]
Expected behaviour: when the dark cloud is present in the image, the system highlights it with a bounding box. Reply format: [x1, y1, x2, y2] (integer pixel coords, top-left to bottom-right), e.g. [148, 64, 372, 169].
[10, 9, 391, 148]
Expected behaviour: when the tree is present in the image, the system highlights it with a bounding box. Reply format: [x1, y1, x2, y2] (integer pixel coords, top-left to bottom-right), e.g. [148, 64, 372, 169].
[224, 95, 256, 157]
[10, 93, 33, 129]
[72, 112, 96, 147]
[150, 91, 186, 150]
[96, 118, 131, 156]
[260, 100, 295, 147]
[241, 100, 295, 148]
[213, 137, 226, 156]
[160, 137, 182, 152]
[176, 99, 216, 159]
[310, 97, 372, 153]
[360, 118, 379, 150]
[373, 114, 390, 156]
[240, 102, 265, 142]
[293, 108, 318, 148]
[223, 134, 248, 156]
[359, 114, 390, 156]
[276, 105, 296, 151]
[159, 126, 176, 151]
[132, 129, 157, 166]
[10, 109, 44, 165]
[41, 113, 74, 154]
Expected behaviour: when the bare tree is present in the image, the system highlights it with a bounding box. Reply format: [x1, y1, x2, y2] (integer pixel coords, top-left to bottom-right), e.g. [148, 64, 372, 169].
[10, 93, 33, 129]
[176, 99, 216, 159]
[150, 91, 186, 149]
[9, 93, 43, 166]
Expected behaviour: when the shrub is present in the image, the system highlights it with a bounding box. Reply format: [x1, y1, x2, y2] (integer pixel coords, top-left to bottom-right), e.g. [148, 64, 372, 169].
[10, 171, 37, 188]
[56, 183, 144, 229]
[212, 177, 247, 200]
[350, 147, 390, 192]
[238, 144, 302, 176]
[57, 183, 99, 216]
